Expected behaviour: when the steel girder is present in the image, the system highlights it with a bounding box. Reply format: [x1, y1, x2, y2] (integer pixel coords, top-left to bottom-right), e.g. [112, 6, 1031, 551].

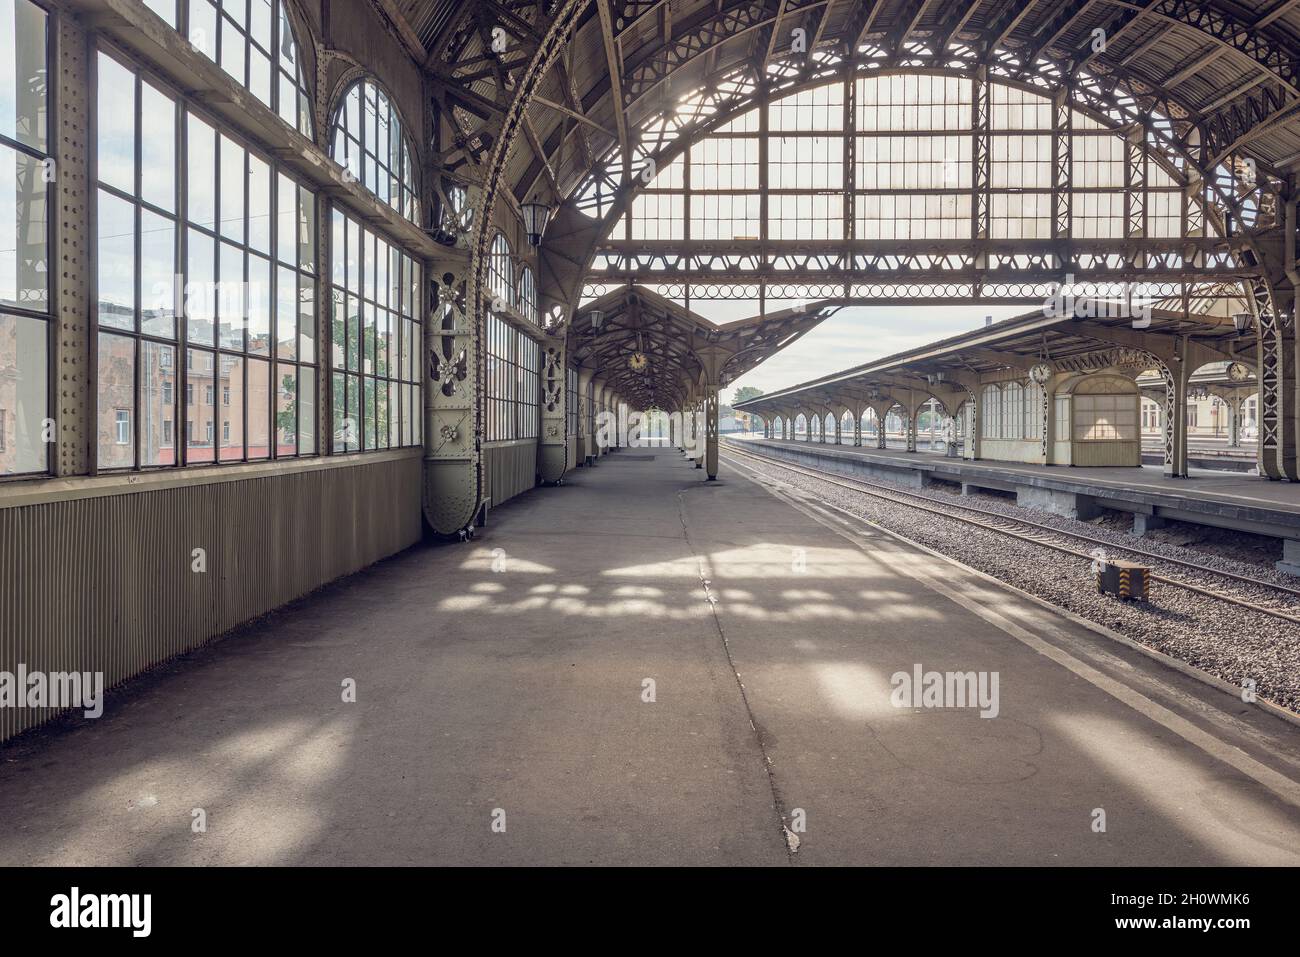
[428, 1, 1300, 481]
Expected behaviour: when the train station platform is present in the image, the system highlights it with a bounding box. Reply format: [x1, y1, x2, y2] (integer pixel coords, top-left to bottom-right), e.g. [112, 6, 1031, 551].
[734, 437, 1300, 574]
[1, 447, 1298, 866]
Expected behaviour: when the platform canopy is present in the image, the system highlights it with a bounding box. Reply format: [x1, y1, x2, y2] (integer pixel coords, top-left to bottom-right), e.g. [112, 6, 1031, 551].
[569, 285, 835, 410]
[734, 302, 1255, 418]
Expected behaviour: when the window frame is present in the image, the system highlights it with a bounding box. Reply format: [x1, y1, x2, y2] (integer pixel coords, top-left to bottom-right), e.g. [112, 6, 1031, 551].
[329, 77, 420, 225]
[91, 41, 320, 473]
[0, 0, 55, 480]
[142, 0, 314, 139]
[327, 204, 423, 455]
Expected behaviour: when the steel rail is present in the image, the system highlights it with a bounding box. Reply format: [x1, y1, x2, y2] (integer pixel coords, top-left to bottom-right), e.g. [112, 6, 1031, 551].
[721, 442, 1300, 626]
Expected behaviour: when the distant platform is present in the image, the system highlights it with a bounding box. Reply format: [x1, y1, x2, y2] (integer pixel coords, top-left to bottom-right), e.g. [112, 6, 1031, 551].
[728, 437, 1300, 575]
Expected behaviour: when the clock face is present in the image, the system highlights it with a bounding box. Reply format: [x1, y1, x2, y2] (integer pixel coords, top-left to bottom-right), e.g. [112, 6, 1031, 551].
[1029, 362, 1052, 384]
[629, 353, 648, 372]
[1227, 361, 1250, 382]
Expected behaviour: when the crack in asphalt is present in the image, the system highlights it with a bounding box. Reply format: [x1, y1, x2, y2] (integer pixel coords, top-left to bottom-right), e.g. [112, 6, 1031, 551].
[677, 484, 798, 864]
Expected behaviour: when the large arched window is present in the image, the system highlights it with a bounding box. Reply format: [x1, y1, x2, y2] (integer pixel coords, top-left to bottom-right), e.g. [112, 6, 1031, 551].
[330, 78, 419, 224]
[587, 70, 1192, 310]
[0, 0, 50, 477]
[599, 75, 1182, 246]
[143, 0, 314, 139]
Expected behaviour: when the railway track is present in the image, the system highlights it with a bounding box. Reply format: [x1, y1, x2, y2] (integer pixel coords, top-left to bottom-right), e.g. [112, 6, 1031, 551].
[722, 441, 1300, 627]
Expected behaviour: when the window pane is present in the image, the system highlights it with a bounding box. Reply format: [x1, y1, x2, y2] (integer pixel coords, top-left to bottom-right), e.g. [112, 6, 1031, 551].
[298, 275, 315, 363]
[140, 209, 175, 338]
[0, 0, 48, 154]
[364, 375, 375, 449]
[219, 134, 245, 242]
[97, 331, 135, 468]
[140, 82, 175, 212]
[186, 348, 215, 462]
[224, 0, 249, 28]
[218, 241, 244, 350]
[332, 369, 346, 450]
[0, 143, 47, 312]
[186, 227, 215, 344]
[275, 172, 296, 266]
[248, 153, 271, 252]
[346, 373, 360, 450]
[373, 376, 387, 450]
[374, 309, 390, 377]
[0, 311, 47, 474]
[330, 287, 344, 368]
[186, 113, 216, 230]
[138, 340, 175, 466]
[346, 217, 360, 293]
[275, 362, 295, 454]
[363, 302, 375, 374]
[298, 185, 315, 271]
[276, 264, 296, 359]
[189, 0, 217, 59]
[97, 188, 135, 329]
[250, 0, 272, 48]
[330, 208, 344, 286]
[249, 49, 271, 108]
[220, 18, 246, 87]
[248, 253, 270, 355]
[247, 356, 269, 458]
[388, 379, 399, 448]
[219, 352, 243, 460]
[298, 368, 315, 455]
[346, 293, 359, 371]
[96, 54, 135, 195]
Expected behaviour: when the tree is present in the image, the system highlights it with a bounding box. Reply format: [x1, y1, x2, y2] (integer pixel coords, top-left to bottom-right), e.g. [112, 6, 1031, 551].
[276, 373, 297, 449]
[730, 387, 764, 432]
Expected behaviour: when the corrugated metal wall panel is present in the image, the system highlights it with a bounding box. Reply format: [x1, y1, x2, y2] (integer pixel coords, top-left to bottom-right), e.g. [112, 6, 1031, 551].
[1072, 440, 1141, 467]
[0, 457, 422, 742]
[484, 442, 538, 508]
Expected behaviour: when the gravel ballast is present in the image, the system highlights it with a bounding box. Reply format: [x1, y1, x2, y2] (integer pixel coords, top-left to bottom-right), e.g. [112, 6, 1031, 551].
[724, 447, 1300, 714]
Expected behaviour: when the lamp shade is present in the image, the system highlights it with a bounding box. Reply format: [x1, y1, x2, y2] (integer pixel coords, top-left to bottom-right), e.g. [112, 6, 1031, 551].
[521, 199, 552, 247]
[1232, 312, 1253, 335]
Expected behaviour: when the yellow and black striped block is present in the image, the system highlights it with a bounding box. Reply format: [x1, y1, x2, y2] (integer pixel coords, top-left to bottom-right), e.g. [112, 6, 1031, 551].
[1095, 560, 1151, 601]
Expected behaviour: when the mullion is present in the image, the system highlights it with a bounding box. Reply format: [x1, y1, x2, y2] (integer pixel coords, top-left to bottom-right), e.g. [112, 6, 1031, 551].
[179, 80, 190, 467]
[240, 130, 249, 462]
[133, 70, 143, 470]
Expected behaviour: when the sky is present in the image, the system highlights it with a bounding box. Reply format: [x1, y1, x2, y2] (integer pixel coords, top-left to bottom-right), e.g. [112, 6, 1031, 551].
[705, 303, 1028, 405]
